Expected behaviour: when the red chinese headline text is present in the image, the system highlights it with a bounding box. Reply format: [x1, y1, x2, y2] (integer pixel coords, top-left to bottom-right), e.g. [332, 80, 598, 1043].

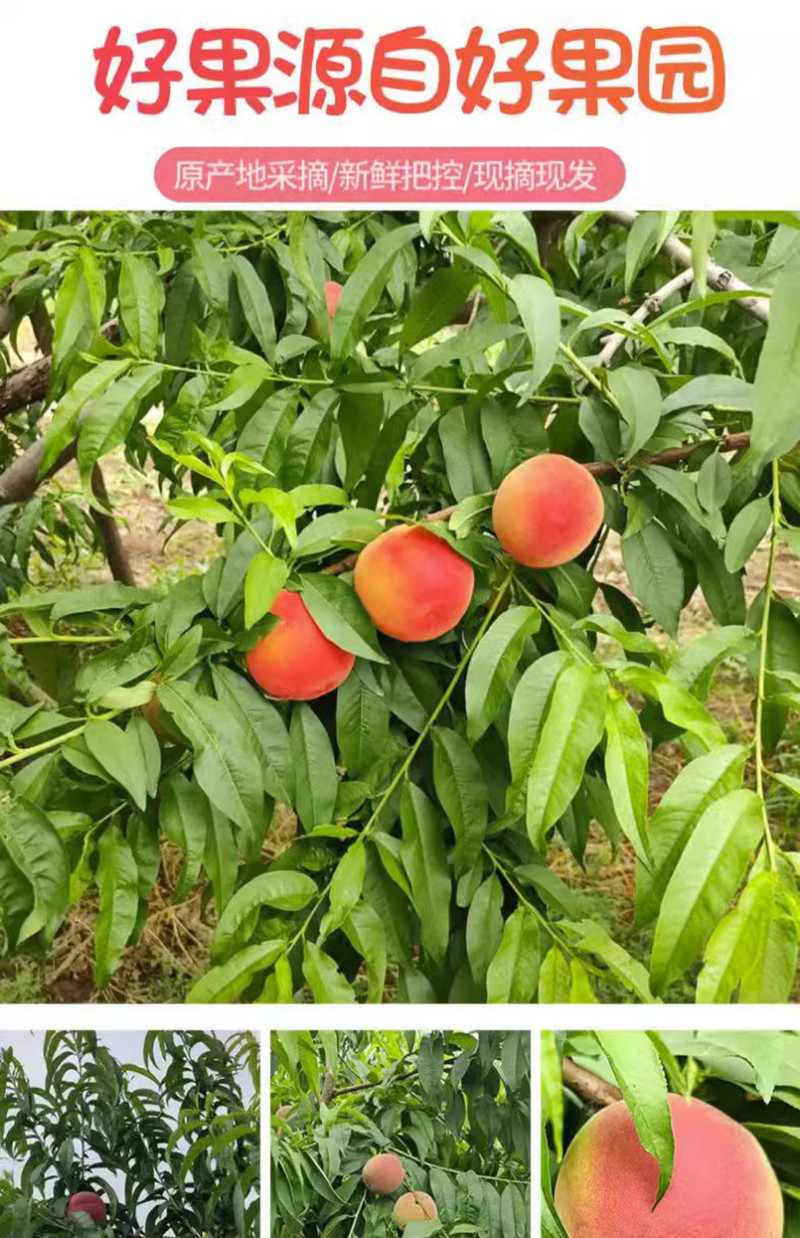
[94, 25, 726, 119]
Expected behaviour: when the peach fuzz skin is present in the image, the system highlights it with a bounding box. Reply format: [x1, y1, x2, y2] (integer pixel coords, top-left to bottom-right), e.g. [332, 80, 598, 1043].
[393, 1191, 438, 1226]
[362, 1153, 406, 1194]
[354, 525, 474, 642]
[67, 1192, 107, 1222]
[492, 453, 604, 568]
[554, 1095, 783, 1238]
[246, 589, 354, 701]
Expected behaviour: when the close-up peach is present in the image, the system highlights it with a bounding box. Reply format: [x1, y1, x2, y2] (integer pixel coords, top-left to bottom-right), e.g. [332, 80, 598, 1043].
[246, 589, 355, 700]
[554, 1095, 783, 1238]
[492, 453, 604, 568]
[354, 525, 474, 642]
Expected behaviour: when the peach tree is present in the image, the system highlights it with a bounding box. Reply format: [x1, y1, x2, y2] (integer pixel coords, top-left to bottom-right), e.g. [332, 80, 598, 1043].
[0, 1029, 260, 1237]
[271, 1028, 530, 1238]
[0, 209, 799, 1002]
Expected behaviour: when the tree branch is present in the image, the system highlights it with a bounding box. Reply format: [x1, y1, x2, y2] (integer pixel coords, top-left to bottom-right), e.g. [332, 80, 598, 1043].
[0, 354, 51, 420]
[90, 464, 136, 586]
[562, 1058, 622, 1108]
[598, 267, 695, 368]
[324, 431, 751, 575]
[0, 322, 117, 422]
[604, 210, 770, 325]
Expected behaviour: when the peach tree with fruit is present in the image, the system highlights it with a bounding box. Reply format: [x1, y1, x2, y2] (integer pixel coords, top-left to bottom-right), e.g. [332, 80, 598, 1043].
[542, 1030, 800, 1238]
[271, 1028, 530, 1238]
[0, 209, 798, 1002]
[0, 1029, 260, 1237]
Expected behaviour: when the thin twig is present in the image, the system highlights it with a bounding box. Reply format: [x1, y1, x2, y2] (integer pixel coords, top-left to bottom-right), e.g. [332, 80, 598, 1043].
[324, 431, 751, 576]
[598, 267, 695, 368]
[604, 210, 770, 324]
[562, 1058, 622, 1107]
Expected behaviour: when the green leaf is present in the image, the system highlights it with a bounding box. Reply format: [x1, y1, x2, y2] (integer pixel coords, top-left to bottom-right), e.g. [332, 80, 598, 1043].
[343, 904, 387, 1004]
[559, 919, 656, 1003]
[159, 772, 210, 903]
[748, 250, 800, 465]
[608, 365, 662, 459]
[77, 363, 163, 483]
[158, 681, 264, 837]
[290, 703, 338, 829]
[192, 237, 230, 307]
[336, 668, 390, 777]
[189, 940, 289, 1000]
[615, 665, 726, 751]
[465, 606, 541, 743]
[507, 274, 561, 391]
[84, 719, 148, 812]
[465, 875, 504, 986]
[0, 796, 68, 944]
[594, 1031, 674, 1203]
[52, 248, 105, 384]
[94, 825, 139, 988]
[331, 224, 420, 362]
[301, 573, 387, 663]
[635, 745, 747, 926]
[650, 789, 763, 994]
[319, 843, 365, 942]
[526, 664, 607, 849]
[400, 783, 451, 966]
[432, 727, 488, 874]
[400, 266, 476, 348]
[697, 872, 797, 1003]
[603, 693, 650, 862]
[486, 908, 540, 1004]
[166, 495, 239, 524]
[233, 255, 276, 361]
[39, 359, 132, 476]
[244, 551, 289, 628]
[214, 870, 318, 957]
[118, 253, 164, 356]
[622, 520, 683, 636]
[724, 497, 772, 572]
[302, 941, 356, 1002]
[211, 666, 294, 804]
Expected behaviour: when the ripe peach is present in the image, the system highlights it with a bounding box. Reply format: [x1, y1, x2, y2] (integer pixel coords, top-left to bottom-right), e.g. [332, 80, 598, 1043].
[393, 1191, 438, 1226]
[67, 1191, 107, 1223]
[325, 280, 343, 332]
[273, 1104, 294, 1138]
[492, 453, 604, 568]
[246, 589, 355, 700]
[354, 525, 474, 642]
[362, 1152, 406, 1194]
[554, 1095, 783, 1238]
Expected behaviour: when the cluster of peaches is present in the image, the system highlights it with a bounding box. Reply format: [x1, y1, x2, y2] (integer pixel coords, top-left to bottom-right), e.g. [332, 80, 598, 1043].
[361, 1151, 437, 1228]
[246, 451, 605, 703]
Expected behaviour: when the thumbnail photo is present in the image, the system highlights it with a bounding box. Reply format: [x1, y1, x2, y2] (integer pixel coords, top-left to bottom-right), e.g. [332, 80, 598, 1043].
[271, 1028, 530, 1236]
[0, 1028, 260, 1236]
[0, 209, 796, 1005]
[542, 1028, 799, 1237]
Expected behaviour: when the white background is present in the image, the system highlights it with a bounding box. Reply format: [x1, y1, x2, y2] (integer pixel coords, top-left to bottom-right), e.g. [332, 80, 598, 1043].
[0, 0, 798, 206]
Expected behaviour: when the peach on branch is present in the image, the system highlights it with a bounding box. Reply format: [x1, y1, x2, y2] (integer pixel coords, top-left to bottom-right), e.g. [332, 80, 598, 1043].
[393, 1191, 438, 1227]
[354, 525, 474, 642]
[67, 1191, 107, 1223]
[554, 1095, 783, 1238]
[362, 1152, 406, 1194]
[492, 453, 604, 568]
[246, 589, 355, 700]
